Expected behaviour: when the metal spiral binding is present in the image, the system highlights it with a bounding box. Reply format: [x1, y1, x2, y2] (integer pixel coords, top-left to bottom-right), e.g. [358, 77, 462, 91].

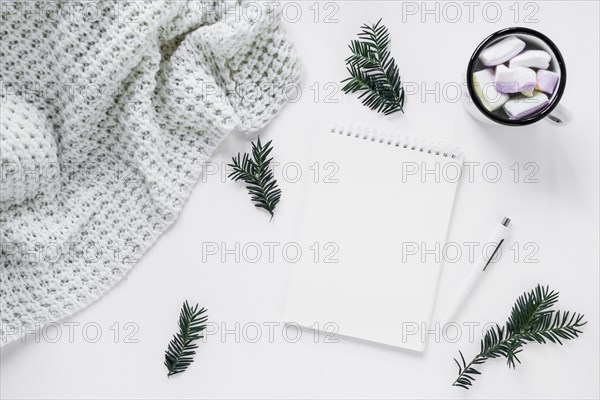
[330, 125, 463, 160]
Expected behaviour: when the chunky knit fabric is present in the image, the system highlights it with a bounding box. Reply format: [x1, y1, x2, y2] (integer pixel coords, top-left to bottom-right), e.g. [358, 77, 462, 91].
[0, 1, 300, 346]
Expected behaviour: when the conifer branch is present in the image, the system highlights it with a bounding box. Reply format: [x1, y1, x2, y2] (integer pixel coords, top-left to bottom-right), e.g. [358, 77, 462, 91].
[453, 285, 586, 389]
[164, 301, 208, 377]
[341, 18, 405, 115]
[228, 137, 281, 220]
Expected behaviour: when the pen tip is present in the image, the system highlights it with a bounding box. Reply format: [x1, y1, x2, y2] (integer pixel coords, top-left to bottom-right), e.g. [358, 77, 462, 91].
[502, 217, 511, 227]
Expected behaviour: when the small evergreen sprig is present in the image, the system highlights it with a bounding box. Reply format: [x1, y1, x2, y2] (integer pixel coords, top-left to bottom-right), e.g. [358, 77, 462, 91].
[228, 137, 281, 220]
[164, 301, 208, 377]
[341, 18, 405, 115]
[453, 284, 586, 390]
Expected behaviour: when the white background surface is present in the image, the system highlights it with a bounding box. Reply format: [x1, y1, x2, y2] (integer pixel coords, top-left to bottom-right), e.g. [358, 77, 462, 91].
[1, 1, 599, 399]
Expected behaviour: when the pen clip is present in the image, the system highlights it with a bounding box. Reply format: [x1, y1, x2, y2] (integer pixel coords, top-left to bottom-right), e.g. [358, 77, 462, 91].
[483, 239, 504, 271]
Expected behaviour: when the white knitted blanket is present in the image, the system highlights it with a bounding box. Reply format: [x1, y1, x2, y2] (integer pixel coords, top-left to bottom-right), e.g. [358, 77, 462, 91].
[0, 1, 300, 346]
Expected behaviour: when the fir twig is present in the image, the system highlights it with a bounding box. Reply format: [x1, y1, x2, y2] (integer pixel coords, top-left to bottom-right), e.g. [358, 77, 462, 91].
[228, 137, 281, 220]
[164, 301, 208, 377]
[452, 284, 586, 390]
[341, 18, 405, 115]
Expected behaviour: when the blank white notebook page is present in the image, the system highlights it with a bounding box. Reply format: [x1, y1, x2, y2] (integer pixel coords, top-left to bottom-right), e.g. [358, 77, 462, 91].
[284, 126, 463, 352]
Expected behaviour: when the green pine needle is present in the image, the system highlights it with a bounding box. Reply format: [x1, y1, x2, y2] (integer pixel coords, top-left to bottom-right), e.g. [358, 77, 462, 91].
[228, 137, 281, 220]
[341, 18, 405, 115]
[452, 284, 586, 390]
[164, 301, 208, 377]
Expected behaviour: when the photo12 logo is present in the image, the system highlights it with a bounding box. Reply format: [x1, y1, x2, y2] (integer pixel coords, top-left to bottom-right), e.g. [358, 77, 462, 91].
[201, 161, 340, 184]
[202, 321, 339, 344]
[402, 321, 500, 344]
[1, 79, 149, 107]
[0, 2, 144, 24]
[401, 241, 540, 264]
[1, 240, 141, 265]
[201, 241, 340, 264]
[401, 161, 540, 184]
[1, 321, 140, 344]
[400, 1, 540, 24]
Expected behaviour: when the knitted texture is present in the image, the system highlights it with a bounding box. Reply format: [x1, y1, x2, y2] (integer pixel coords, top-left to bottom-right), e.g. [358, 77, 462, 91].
[0, 1, 300, 346]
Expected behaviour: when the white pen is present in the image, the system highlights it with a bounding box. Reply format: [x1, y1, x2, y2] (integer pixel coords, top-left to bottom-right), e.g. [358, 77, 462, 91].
[443, 217, 512, 325]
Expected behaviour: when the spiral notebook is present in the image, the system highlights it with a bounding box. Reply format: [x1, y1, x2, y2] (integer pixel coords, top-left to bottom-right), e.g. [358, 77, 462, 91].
[284, 126, 464, 352]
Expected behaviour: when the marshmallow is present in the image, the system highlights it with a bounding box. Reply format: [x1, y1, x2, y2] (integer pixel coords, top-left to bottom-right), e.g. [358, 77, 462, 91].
[508, 50, 551, 69]
[479, 37, 526, 66]
[494, 65, 537, 95]
[536, 69, 560, 95]
[472, 68, 509, 112]
[503, 92, 549, 120]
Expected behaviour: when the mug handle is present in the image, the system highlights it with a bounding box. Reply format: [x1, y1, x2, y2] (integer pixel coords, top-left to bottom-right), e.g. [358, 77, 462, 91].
[545, 103, 573, 126]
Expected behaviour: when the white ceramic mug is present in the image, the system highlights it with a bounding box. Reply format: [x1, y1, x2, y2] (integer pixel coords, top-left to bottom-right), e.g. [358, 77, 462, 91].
[463, 27, 572, 127]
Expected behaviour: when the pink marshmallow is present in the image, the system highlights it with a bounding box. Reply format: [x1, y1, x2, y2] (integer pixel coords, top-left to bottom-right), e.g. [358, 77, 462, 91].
[536, 69, 560, 95]
[494, 65, 537, 95]
[503, 92, 550, 120]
